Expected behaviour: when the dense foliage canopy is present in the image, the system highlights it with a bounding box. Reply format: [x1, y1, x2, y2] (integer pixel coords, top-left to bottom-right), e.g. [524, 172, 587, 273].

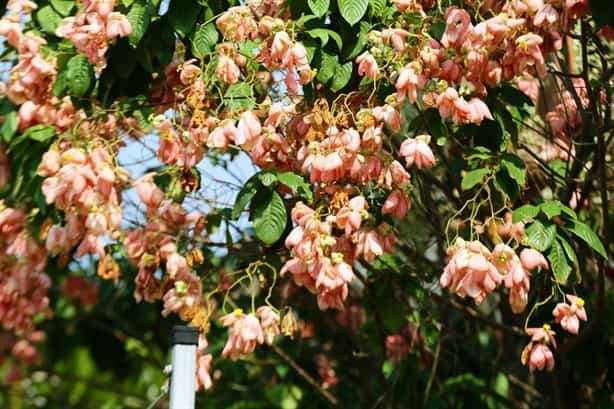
[0, 0, 613, 408]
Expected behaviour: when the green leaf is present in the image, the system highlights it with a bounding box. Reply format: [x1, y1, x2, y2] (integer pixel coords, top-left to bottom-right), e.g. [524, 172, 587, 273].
[500, 153, 526, 186]
[461, 168, 490, 191]
[277, 172, 313, 202]
[307, 0, 329, 16]
[338, 0, 368, 25]
[306, 28, 342, 50]
[191, 23, 219, 58]
[548, 239, 571, 284]
[36, 5, 63, 34]
[257, 171, 278, 187]
[65, 55, 94, 97]
[558, 235, 580, 282]
[167, 0, 201, 37]
[50, 0, 74, 16]
[330, 61, 353, 92]
[19, 125, 56, 143]
[1, 111, 18, 143]
[369, 0, 387, 16]
[253, 189, 288, 245]
[512, 204, 540, 223]
[316, 51, 338, 84]
[233, 176, 260, 219]
[126, 1, 151, 47]
[224, 83, 255, 112]
[540, 200, 563, 219]
[566, 220, 607, 259]
[525, 220, 556, 252]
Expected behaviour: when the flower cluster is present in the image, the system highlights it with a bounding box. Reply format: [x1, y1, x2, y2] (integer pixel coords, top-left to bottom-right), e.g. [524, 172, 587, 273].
[56, 0, 131, 69]
[220, 307, 279, 360]
[39, 145, 125, 259]
[441, 238, 550, 313]
[0, 206, 52, 362]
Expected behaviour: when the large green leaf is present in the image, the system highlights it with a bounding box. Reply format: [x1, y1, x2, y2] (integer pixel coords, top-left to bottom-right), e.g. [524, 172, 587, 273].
[461, 168, 490, 191]
[1, 111, 18, 143]
[548, 239, 571, 284]
[65, 55, 94, 97]
[126, 1, 151, 47]
[525, 220, 556, 252]
[50, 0, 74, 16]
[330, 61, 353, 91]
[566, 220, 607, 259]
[307, 0, 329, 16]
[369, 0, 387, 16]
[512, 204, 540, 223]
[36, 5, 63, 34]
[306, 28, 342, 50]
[338, 0, 368, 25]
[232, 176, 261, 219]
[316, 51, 338, 84]
[253, 189, 288, 245]
[500, 153, 526, 187]
[558, 235, 580, 282]
[191, 23, 219, 58]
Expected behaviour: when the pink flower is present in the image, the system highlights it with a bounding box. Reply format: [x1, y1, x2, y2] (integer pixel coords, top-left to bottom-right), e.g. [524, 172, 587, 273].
[382, 28, 409, 53]
[492, 244, 530, 313]
[467, 98, 493, 124]
[196, 335, 213, 391]
[356, 52, 379, 79]
[400, 134, 436, 169]
[396, 64, 425, 103]
[45, 225, 67, 256]
[335, 196, 367, 236]
[440, 238, 503, 304]
[522, 342, 555, 372]
[106, 12, 132, 38]
[179, 59, 201, 85]
[256, 306, 280, 345]
[553, 294, 587, 335]
[521, 325, 557, 372]
[354, 229, 385, 262]
[220, 310, 264, 360]
[216, 55, 241, 84]
[442, 8, 471, 48]
[134, 173, 164, 210]
[236, 111, 262, 148]
[382, 190, 410, 219]
[519, 248, 549, 271]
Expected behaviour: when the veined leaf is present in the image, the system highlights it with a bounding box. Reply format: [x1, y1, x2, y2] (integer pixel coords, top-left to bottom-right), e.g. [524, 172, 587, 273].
[338, 0, 368, 25]
[253, 189, 288, 245]
[566, 220, 607, 259]
[126, 1, 151, 47]
[65, 55, 94, 97]
[461, 168, 490, 191]
[307, 0, 329, 17]
[548, 239, 571, 284]
[512, 204, 540, 223]
[525, 220, 556, 252]
[330, 61, 353, 91]
[191, 23, 219, 58]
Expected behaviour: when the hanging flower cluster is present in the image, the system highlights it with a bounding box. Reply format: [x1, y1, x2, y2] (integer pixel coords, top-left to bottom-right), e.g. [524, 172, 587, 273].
[56, 0, 132, 69]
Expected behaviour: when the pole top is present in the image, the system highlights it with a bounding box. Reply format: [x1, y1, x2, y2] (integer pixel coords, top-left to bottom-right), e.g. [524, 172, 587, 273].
[170, 325, 199, 345]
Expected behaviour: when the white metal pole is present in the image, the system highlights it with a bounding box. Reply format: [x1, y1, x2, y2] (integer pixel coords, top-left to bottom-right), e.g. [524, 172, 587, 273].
[169, 325, 198, 409]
